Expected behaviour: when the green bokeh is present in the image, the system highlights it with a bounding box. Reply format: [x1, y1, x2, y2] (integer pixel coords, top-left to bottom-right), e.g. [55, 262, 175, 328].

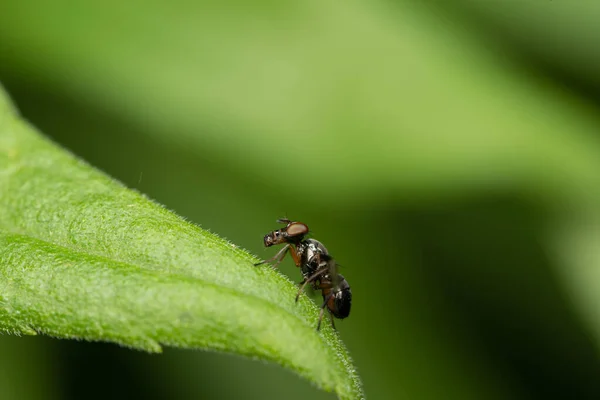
[1, 1, 600, 399]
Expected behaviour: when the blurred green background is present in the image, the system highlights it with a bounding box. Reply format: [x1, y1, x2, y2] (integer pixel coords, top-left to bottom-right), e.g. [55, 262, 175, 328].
[2, 1, 600, 399]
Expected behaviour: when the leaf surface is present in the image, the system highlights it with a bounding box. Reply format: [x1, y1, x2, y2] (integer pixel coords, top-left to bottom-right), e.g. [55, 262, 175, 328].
[0, 86, 363, 400]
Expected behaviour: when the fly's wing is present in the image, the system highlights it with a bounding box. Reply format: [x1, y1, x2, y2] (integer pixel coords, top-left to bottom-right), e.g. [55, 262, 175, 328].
[325, 256, 344, 287]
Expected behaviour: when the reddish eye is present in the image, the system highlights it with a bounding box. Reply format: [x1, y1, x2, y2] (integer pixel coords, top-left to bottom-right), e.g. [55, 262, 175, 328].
[286, 223, 308, 237]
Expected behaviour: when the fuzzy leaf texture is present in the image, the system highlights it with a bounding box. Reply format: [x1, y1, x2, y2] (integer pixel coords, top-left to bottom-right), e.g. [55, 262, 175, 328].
[0, 86, 363, 400]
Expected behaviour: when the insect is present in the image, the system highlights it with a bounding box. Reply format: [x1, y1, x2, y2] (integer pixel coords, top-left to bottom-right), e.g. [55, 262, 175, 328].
[255, 218, 352, 330]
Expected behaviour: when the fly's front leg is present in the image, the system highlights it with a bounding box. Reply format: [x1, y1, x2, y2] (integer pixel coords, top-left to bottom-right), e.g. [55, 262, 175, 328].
[288, 246, 301, 268]
[254, 244, 290, 268]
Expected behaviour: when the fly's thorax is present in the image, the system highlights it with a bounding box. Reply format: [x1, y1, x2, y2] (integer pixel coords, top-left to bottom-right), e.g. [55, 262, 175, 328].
[298, 238, 330, 276]
[302, 239, 329, 262]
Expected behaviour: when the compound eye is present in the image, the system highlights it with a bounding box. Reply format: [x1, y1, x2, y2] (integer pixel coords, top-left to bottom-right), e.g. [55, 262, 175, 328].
[286, 222, 308, 237]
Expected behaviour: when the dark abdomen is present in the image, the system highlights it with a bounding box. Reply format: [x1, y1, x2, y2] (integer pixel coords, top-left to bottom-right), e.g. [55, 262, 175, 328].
[326, 279, 352, 319]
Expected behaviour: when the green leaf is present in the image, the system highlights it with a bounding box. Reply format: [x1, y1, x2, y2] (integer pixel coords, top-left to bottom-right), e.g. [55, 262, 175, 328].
[0, 85, 364, 400]
[3, 0, 600, 207]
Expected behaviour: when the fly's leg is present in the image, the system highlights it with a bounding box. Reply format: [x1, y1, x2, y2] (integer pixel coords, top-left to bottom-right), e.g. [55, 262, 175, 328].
[295, 268, 328, 302]
[288, 245, 301, 268]
[317, 294, 334, 331]
[329, 312, 336, 330]
[254, 244, 290, 268]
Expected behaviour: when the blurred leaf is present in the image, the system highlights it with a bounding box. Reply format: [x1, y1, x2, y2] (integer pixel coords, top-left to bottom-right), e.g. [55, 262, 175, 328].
[0, 86, 363, 400]
[551, 209, 600, 352]
[450, 1, 600, 89]
[0, 336, 59, 400]
[2, 0, 600, 205]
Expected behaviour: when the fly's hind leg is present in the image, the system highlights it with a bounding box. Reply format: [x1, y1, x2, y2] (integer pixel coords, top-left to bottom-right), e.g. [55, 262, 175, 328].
[317, 293, 334, 331]
[329, 311, 336, 330]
